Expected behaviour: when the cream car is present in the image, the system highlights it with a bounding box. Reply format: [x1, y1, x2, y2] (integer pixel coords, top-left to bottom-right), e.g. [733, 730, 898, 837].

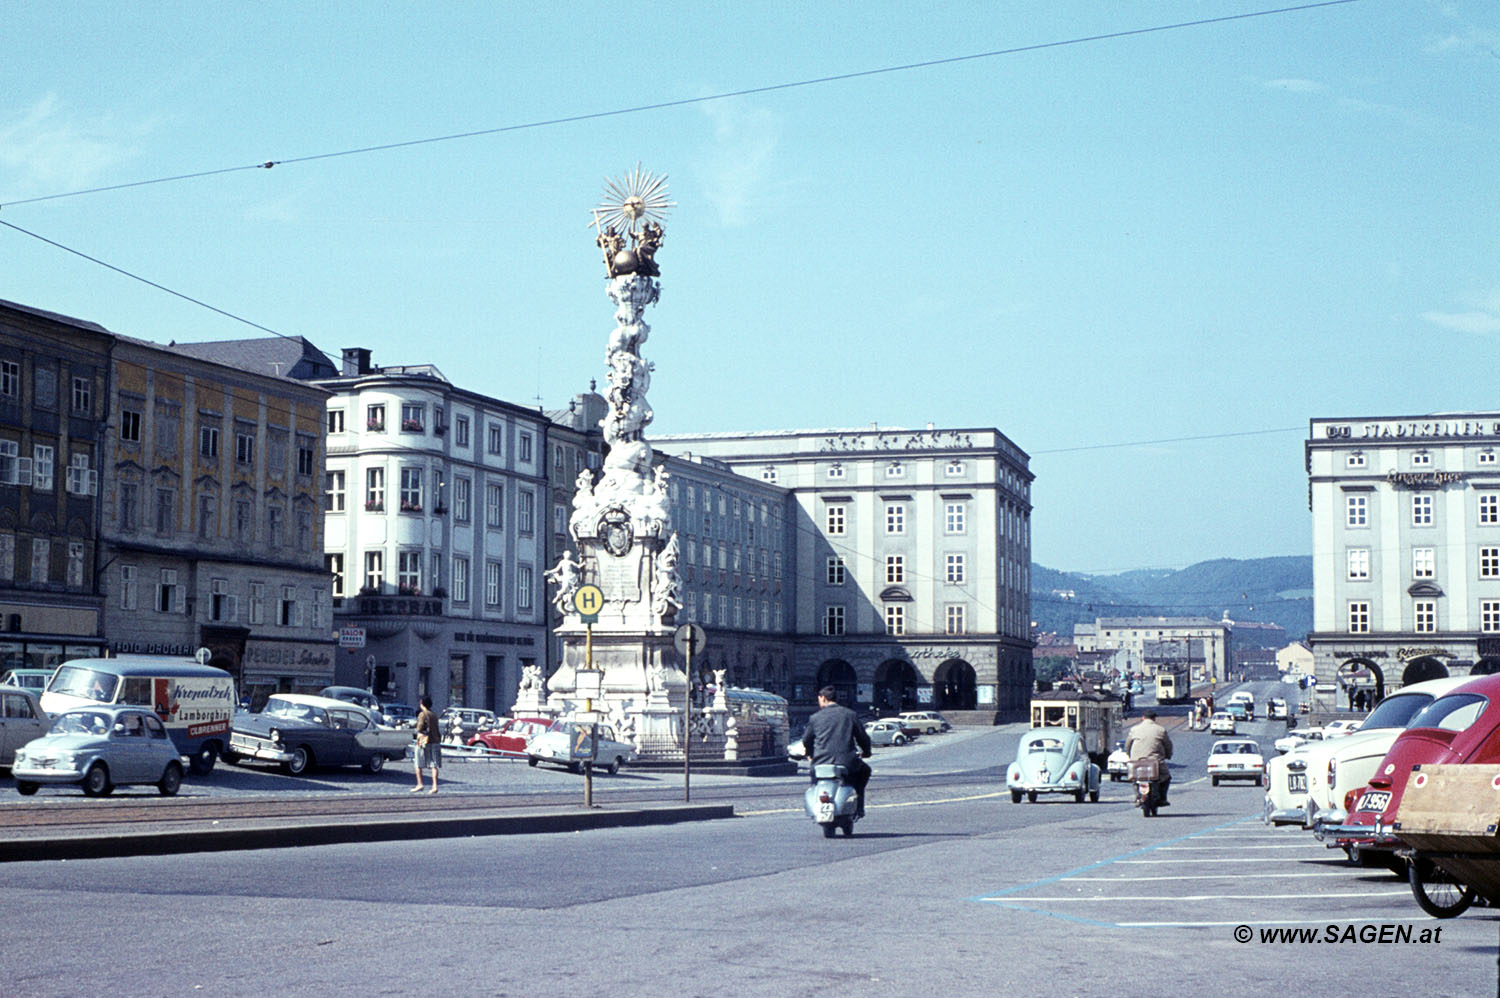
[1209, 712, 1237, 735]
[1263, 675, 1473, 827]
[1207, 738, 1266, 786]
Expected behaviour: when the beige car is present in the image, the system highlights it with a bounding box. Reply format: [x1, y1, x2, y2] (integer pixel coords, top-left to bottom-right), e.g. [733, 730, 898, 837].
[899, 711, 950, 734]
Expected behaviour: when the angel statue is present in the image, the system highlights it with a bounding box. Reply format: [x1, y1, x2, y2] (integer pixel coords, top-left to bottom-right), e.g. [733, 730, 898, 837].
[652, 533, 682, 620]
[544, 550, 583, 616]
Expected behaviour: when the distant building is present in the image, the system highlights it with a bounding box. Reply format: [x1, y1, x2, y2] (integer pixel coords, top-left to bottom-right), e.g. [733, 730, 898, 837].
[658, 425, 1034, 720]
[1305, 413, 1500, 706]
[1277, 640, 1314, 679]
[1074, 616, 1231, 682]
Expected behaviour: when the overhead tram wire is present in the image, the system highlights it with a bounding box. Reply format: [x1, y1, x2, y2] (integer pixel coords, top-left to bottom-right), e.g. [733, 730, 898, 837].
[0, 0, 1362, 211]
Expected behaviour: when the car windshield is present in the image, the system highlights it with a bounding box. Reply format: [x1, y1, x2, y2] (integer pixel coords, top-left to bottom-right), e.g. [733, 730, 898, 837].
[48, 666, 119, 702]
[263, 699, 329, 725]
[1213, 742, 1256, 755]
[1028, 738, 1064, 752]
[53, 710, 112, 735]
[1357, 692, 1433, 728]
[1408, 693, 1489, 733]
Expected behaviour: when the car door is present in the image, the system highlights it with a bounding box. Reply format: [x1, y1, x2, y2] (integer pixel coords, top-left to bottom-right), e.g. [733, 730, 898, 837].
[327, 709, 365, 765]
[2, 691, 47, 765]
[112, 711, 154, 782]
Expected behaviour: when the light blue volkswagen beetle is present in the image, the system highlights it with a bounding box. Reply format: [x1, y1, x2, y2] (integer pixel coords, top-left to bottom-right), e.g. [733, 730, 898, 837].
[1007, 728, 1101, 803]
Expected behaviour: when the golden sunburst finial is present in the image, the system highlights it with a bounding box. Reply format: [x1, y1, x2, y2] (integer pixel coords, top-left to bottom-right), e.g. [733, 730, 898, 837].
[590, 163, 674, 238]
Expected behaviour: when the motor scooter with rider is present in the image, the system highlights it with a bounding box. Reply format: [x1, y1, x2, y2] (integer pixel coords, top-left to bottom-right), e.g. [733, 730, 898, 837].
[798, 686, 872, 838]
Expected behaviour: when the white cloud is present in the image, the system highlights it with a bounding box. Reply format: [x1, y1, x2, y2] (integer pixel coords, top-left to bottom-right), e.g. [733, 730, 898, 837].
[0, 95, 145, 197]
[697, 99, 782, 227]
[1423, 28, 1500, 57]
[1420, 291, 1500, 336]
[1262, 78, 1325, 93]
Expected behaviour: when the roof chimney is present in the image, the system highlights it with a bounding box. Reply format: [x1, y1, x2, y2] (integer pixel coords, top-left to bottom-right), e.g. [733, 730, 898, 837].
[342, 348, 372, 376]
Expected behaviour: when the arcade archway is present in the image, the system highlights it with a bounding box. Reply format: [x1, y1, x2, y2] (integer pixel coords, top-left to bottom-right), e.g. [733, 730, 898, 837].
[1401, 656, 1449, 687]
[815, 659, 857, 708]
[934, 658, 977, 711]
[874, 658, 922, 714]
[1337, 658, 1384, 711]
[1471, 658, 1500, 676]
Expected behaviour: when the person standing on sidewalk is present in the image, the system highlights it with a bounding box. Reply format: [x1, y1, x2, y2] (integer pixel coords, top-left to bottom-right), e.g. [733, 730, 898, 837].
[413, 695, 441, 793]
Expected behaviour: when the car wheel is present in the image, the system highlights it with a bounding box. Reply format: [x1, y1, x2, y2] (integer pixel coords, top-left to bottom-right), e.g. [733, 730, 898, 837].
[1027, 791, 1037, 803]
[894, 735, 906, 746]
[158, 761, 183, 796]
[1408, 858, 1477, 919]
[82, 762, 112, 797]
[189, 743, 217, 775]
[1089, 789, 1100, 802]
[527, 756, 539, 767]
[16, 780, 38, 796]
[1074, 785, 1085, 803]
[1211, 776, 1220, 787]
[221, 748, 241, 766]
[364, 753, 386, 774]
[605, 756, 622, 776]
[282, 746, 313, 776]
[1010, 790, 1022, 803]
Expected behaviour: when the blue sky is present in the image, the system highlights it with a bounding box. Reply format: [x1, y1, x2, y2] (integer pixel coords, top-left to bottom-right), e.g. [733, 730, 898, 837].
[3, 1, 1496, 575]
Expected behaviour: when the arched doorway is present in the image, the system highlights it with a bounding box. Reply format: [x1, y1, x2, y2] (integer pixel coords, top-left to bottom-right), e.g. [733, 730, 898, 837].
[1337, 658, 1384, 711]
[1471, 658, 1500, 675]
[874, 659, 922, 715]
[934, 658, 977, 711]
[815, 659, 857, 709]
[1401, 656, 1449, 687]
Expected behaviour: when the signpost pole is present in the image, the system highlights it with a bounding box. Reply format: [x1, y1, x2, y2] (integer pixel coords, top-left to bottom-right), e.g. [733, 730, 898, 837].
[584, 622, 594, 809]
[570, 585, 604, 811]
[683, 640, 692, 802]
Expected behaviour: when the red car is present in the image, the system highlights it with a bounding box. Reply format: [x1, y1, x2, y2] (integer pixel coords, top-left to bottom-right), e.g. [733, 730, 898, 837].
[467, 716, 557, 757]
[1333, 673, 1500, 866]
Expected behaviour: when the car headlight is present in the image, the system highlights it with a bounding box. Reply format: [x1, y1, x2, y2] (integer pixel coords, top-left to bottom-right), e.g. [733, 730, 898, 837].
[268, 728, 281, 745]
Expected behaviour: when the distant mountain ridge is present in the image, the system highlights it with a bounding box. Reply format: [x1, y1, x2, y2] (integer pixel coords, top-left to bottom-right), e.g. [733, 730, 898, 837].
[1032, 556, 1312, 645]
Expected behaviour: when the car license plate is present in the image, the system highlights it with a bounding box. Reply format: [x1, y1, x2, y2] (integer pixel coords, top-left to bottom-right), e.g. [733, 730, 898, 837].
[816, 802, 835, 822]
[1358, 790, 1391, 813]
[1288, 774, 1307, 794]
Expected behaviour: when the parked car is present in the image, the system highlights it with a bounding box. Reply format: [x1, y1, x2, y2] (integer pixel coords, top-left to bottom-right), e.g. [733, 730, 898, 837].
[1207, 738, 1266, 786]
[0, 669, 53, 693]
[225, 694, 412, 775]
[1323, 718, 1364, 738]
[12, 706, 184, 796]
[1210, 712, 1237, 735]
[1331, 673, 1500, 863]
[468, 716, 558, 757]
[527, 720, 638, 774]
[865, 719, 911, 746]
[318, 686, 383, 714]
[0, 685, 51, 768]
[1264, 676, 1471, 827]
[1106, 740, 1130, 781]
[1006, 728, 1100, 803]
[441, 707, 498, 745]
[1274, 727, 1324, 755]
[380, 703, 417, 728]
[899, 711, 950, 734]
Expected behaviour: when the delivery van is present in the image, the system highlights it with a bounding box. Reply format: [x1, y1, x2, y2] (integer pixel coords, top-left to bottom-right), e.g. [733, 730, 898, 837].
[42, 654, 237, 774]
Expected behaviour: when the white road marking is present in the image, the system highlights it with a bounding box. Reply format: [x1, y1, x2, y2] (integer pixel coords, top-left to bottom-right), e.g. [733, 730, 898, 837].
[1015, 891, 1409, 902]
[1063, 871, 1360, 881]
[738, 790, 1008, 816]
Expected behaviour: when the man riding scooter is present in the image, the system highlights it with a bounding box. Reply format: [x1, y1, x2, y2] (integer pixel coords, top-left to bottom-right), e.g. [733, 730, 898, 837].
[801, 685, 873, 817]
[1126, 709, 1173, 806]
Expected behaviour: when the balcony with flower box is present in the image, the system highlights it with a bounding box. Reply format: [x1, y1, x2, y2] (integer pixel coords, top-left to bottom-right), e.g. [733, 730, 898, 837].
[366, 418, 385, 432]
[364, 500, 385, 512]
[401, 418, 424, 433]
[399, 500, 423, 514]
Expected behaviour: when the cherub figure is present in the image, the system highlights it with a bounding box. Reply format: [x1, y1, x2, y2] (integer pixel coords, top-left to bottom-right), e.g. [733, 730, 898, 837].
[544, 550, 582, 616]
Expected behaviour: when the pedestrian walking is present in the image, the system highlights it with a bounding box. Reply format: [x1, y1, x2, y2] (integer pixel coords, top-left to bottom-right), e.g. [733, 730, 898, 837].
[413, 695, 441, 793]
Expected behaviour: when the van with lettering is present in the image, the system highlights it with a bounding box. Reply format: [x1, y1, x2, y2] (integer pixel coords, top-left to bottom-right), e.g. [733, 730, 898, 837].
[41, 655, 237, 775]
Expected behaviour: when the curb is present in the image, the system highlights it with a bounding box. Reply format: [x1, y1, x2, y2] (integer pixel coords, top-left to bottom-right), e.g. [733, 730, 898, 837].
[0, 802, 736, 863]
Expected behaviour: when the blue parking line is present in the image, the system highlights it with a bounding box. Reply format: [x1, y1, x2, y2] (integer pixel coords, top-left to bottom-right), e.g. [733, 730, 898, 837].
[968, 812, 1261, 917]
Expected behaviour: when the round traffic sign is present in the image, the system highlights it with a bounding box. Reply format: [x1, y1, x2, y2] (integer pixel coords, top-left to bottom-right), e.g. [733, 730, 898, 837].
[573, 584, 604, 617]
[673, 622, 708, 658]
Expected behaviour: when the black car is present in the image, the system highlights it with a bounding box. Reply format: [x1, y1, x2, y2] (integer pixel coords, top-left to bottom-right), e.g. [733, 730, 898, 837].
[225, 694, 412, 775]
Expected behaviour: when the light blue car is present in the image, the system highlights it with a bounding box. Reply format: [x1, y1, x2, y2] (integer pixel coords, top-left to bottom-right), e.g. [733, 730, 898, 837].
[1007, 728, 1101, 804]
[12, 706, 185, 797]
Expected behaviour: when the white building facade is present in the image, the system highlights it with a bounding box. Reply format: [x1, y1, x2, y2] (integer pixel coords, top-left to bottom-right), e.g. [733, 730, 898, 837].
[319, 349, 549, 713]
[1306, 414, 1500, 708]
[658, 425, 1033, 720]
[1074, 616, 1232, 682]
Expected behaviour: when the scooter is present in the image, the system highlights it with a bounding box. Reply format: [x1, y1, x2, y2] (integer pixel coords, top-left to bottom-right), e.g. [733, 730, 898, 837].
[1132, 757, 1167, 818]
[804, 763, 860, 838]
